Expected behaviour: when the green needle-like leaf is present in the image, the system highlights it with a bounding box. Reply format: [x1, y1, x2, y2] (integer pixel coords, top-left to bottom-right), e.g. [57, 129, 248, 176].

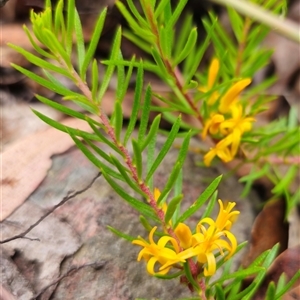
[32, 109, 100, 141]
[145, 116, 181, 183]
[80, 7, 107, 79]
[164, 194, 183, 224]
[107, 226, 135, 242]
[74, 9, 85, 76]
[165, 0, 189, 31]
[9, 44, 71, 78]
[141, 114, 161, 151]
[102, 171, 159, 221]
[110, 155, 145, 197]
[157, 131, 192, 205]
[173, 27, 198, 66]
[114, 101, 123, 143]
[138, 85, 152, 145]
[265, 282, 276, 300]
[91, 59, 99, 100]
[88, 120, 124, 156]
[98, 28, 122, 103]
[124, 64, 144, 145]
[174, 175, 222, 227]
[66, 0, 75, 56]
[132, 139, 143, 180]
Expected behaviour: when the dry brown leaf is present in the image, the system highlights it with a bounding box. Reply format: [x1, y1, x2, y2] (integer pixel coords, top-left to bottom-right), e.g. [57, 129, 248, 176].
[1, 118, 92, 221]
[242, 198, 289, 268]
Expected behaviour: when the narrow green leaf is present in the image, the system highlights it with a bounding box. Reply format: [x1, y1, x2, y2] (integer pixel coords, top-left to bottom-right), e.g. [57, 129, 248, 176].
[122, 31, 153, 54]
[201, 190, 218, 219]
[74, 9, 85, 77]
[22, 26, 56, 60]
[32, 109, 101, 141]
[81, 8, 107, 78]
[272, 165, 298, 194]
[173, 27, 198, 66]
[47, 30, 72, 67]
[141, 114, 161, 151]
[265, 282, 276, 300]
[102, 171, 159, 221]
[119, 56, 135, 102]
[183, 262, 200, 292]
[164, 194, 183, 224]
[91, 59, 99, 100]
[132, 139, 143, 180]
[165, 0, 189, 31]
[139, 215, 153, 231]
[227, 7, 244, 42]
[174, 175, 222, 227]
[215, 284, 226, 300]
[54, 0, 64, 38]
[275, 270, 300, 298]
[212, 266, 263, 286]
[9, 44, 71, 78]
[138, 85, 152, 144]
[154, 270, 183, 280]
[110, 154, 145, 197]
[145, 116, 181, 183]
[159, 26, 172, 58]
[35, 94, 99, 121]
[98, 28, 122, 103]
[107, 225, 135, 242]
[172, 169, 183, 222]
[173, 14, 193, 58]
[87, 120, 124, 156]
[126, 0, 149, 28]
[151, 47, 169, 77]
[146, 124, 157, 191]
[242, 245, 280, 300]
[114, 101, 123, 143]
[154, 0, 170, 18]
[116, 1, 154, 41]
[66, 0, 75, 56]
[157, 131, 192, 204]
[184, 19, 214, 83]
[84, 139, 113, 165]
[124, 63, 143, 145]
[11, 65, 71, 96]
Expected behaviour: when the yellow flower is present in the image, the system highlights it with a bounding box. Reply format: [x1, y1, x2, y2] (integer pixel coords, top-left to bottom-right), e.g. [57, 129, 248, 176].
[200, 199, 240, 231]
[219, 104, 255, 157]
[133, 200, 239, 278]
[218, 78, 251, 114]
[174, 222, 193, 249]
[190, 200, 239, 276]
[199, 58, 220, 105]
[132, 226, 184, 275]
[192, 223, 237, 276]
[201, 113, 225, 140]
[204, 136, 233, 166]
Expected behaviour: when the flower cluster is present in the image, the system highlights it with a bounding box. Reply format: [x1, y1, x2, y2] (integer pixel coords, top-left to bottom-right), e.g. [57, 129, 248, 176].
[199, 58, 255, 166]
[132, 196, 240, 277]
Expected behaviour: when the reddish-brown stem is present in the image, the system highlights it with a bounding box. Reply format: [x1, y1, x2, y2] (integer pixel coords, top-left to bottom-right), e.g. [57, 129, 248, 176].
[144, 0, 204, 128]
[199, 278, 207, 300]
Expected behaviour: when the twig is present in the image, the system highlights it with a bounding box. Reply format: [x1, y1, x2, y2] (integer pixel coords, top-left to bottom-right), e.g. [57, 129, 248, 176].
[0, 173, 101, 244]
[30, 261, 106, 300]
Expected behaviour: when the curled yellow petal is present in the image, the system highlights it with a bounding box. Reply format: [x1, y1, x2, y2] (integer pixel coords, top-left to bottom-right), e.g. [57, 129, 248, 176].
[174, 222, 193, 249]
[203, 252, 216, 276]
[219, 78, 251, 113]
[208, 58, 220, 88]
